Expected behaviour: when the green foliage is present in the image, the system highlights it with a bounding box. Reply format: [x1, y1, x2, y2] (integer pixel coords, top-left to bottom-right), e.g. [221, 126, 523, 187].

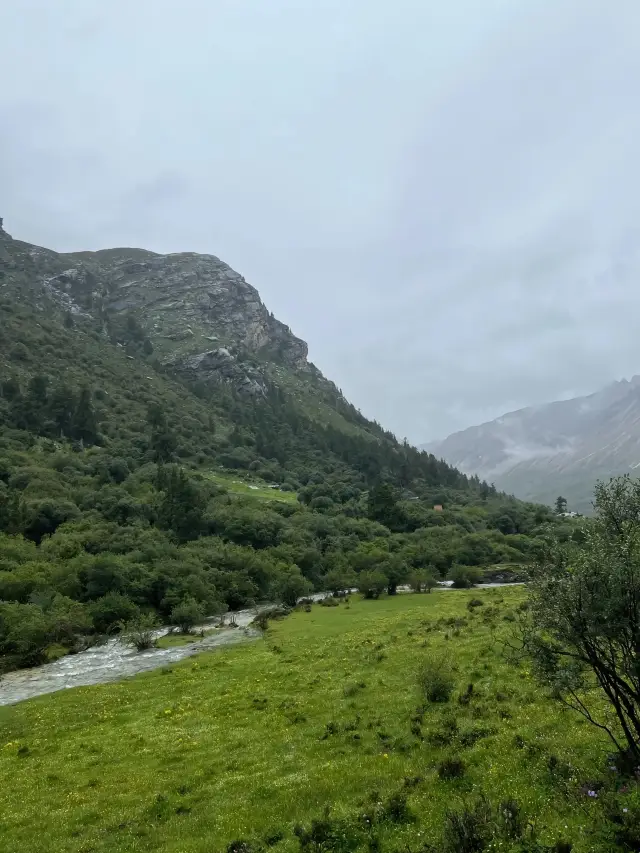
[0, 264, 571, 671]
[419, 652, 455, 702]
[120, 612, 159, 651]
[408, 567, 438, 593]
[170, 596, 205, 634]
[0, 602, 51, 668]
[272, 568, 312, 607]
[448, 564, 483, 588]
[555, 495, 568, 514]
[89, 592, 139, 633]
[526, 476, 640, 760]
[357, 570, 388, 600]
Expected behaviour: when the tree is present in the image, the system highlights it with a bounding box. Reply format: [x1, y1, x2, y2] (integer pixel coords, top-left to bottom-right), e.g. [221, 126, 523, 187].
[525, 477, 640, 761]
[367, 482, 404, 530]
[408, 568, 438, 593]
[358, 569, 387, 600]
[120, 612, 159, 651]
[73, 387, 98, 444]
[323, 567, 357, 595]
[157, 466, 205, 542]
[48, 385, 77, 437]
[380, 556, 406, 595]
[147, 404, 177, 463]
[90, 592, 139, 633]
[448, 564, 482, 589]
[273, 568, 312, 607]
[554, 496, 568, 515]
[170, 596, 204, 634]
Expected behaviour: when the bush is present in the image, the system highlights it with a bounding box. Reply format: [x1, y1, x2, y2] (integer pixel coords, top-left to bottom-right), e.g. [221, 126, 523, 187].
[0, 601, 51, 667]
[442, 796, 493, 853]
[448, 564, 482, 588]
[378, 791, 415, 824]
[294, 809, 362, 853]
[252, 605, 290, 630]
[120, 613, 159, 651]
[170, 596, 204, 634]
[419, 653, 455, 702]
[408, 568, 438, 593]
[358, 570, 387, 600]
[90, 592, 139, 634]
[438, 756, 465, 779]
[273, 569, 313, 608]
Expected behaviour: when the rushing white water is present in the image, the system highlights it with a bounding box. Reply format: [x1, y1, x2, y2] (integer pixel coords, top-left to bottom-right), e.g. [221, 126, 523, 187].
[0, 610, 260, 707]
[0, 583, 522, 707]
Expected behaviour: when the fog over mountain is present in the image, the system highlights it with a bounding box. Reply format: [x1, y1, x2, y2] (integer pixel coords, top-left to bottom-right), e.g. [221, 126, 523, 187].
[2, 1, 640, 440]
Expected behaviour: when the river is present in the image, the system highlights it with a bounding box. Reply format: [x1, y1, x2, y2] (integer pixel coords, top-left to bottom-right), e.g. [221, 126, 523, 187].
[0, 583, 522, 707]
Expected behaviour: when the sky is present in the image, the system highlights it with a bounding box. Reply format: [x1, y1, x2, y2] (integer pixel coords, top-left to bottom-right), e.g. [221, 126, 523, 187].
[2, 0, 640, 443]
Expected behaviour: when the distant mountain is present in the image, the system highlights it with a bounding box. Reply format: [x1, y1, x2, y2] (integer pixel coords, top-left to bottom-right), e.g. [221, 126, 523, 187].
[424, 377, 640, 513]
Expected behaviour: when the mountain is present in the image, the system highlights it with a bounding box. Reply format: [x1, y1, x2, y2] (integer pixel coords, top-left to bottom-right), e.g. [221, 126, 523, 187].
[3, 218, 563, 669]
[425, 378, 640, 512]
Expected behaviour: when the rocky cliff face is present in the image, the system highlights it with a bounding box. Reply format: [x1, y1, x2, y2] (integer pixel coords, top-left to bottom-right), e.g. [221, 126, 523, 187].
[425, 377, 640, 512]
[0, 221, 308, 395]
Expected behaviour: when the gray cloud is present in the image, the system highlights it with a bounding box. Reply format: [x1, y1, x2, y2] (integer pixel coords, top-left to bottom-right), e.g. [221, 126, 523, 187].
[2, 0, 640, 441]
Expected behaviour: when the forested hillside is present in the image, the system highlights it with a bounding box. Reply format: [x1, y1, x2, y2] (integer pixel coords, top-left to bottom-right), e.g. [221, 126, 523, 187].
[0, 223, 570, 670]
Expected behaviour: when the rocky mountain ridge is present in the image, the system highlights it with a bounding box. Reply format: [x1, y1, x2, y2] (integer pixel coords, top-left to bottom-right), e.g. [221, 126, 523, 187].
[1, 220, 312, 398]
[425, 376, 640, 512]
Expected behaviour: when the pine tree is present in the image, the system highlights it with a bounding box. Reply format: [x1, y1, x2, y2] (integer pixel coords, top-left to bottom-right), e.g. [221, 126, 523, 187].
[73, 387, 98, 444]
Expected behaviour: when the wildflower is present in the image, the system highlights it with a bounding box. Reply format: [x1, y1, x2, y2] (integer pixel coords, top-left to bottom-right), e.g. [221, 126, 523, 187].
[383, 753, 388, 758]
[623, 808, 628, 814]
[587, 790, 597, 798]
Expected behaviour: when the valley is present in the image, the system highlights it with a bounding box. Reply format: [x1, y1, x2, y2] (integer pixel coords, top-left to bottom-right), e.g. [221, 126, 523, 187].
[0, 589, 609, 853]
[0, 221, 638, 853]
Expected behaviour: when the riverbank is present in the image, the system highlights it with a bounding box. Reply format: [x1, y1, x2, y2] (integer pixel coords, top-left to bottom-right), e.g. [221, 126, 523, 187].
[0, 586, 615, 853]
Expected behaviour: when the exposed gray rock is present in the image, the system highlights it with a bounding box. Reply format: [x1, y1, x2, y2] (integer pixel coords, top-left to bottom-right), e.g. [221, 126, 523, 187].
[171, 347, 267, 395]
[0, 227, 310, 395]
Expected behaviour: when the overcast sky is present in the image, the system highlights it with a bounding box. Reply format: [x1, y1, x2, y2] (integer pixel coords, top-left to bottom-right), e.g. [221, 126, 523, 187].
[2, 1, 640, 442]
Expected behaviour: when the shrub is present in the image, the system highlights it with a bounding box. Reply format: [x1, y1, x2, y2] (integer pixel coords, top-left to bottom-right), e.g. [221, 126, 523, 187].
[467, 598, 484, 610]
[378, 791, 415, 824]
[294, 809, 362, 853]
[448, 564, 482, 589]
[438, 756, 466, 780]
[497, 798, 525, 840]
[442, 796, 493, 853]
[120, 613, 159, 651]
[358, 570, 387, 600]
[419, 653, 455, 702]
[252, 605, 290, 630]
[90, 593, 139, 634]
[170, 596, 204, 634]
[0, 601, 51, 667]
[458, 683, 474, 705]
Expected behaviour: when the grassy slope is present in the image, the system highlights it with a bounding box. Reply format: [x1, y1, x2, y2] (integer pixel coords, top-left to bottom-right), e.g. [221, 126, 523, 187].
[0, 589, 610, 853]
[204, 470, 298, 503]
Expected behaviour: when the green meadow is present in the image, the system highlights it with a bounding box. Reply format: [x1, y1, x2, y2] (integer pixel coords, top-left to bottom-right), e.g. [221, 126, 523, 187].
[0, 589, 625, 852]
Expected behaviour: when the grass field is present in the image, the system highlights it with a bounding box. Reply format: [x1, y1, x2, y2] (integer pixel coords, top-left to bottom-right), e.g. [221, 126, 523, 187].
[204, 470, 299, 503]
[0, 589, 627, 852]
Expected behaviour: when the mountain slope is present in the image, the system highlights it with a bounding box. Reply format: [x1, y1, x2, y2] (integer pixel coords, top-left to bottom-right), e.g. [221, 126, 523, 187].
[0, 219, 567, 673]
[425, 377, 640, 512]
